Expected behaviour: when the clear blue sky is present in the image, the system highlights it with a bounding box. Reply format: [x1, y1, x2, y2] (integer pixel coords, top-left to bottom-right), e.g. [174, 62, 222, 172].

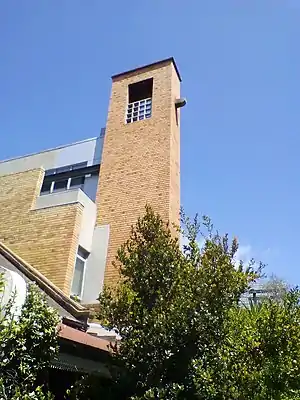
[1, 1, 299, 284]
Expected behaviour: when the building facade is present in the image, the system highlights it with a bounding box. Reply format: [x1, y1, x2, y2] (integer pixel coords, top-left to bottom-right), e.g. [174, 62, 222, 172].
[0, 58, 183, 304]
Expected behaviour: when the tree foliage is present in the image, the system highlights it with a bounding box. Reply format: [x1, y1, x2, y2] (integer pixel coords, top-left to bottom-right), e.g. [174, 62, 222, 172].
[97, 207, 257, 398]
[221, 289, 300, 399]
[2, 207, 300, 399]
[87, 206, 300, 400]
[0, 278, 59, 399]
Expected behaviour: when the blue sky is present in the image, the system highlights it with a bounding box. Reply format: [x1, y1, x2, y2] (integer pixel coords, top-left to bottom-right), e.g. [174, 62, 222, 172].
[1, 1, 300, 284]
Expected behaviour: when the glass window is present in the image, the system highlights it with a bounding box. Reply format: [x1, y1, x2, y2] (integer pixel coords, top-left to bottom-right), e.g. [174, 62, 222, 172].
[53, 179, 68, 192]
[126, 98, 152, 124]
[71, 257, 85, 297]
[41, 181, 52, 194]
[77, 247, 89, 259]
[126, 77, 153, 124]
[40, 163, 89, 195]
[70, 176, 85, 189]
[71, 247, 89, 298]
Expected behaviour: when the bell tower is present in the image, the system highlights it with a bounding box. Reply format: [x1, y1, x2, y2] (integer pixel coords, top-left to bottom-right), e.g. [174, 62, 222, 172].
[96, 58, 183, 286]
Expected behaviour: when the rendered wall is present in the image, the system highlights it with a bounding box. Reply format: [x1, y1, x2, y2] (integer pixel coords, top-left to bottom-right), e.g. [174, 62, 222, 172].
[81, 224, 110, 304]
[0, 137, 102, 202]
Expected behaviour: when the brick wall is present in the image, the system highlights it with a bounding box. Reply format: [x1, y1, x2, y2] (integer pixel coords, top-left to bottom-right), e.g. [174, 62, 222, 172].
[96, 59, 181, 286]
[0, 168, 83, 294]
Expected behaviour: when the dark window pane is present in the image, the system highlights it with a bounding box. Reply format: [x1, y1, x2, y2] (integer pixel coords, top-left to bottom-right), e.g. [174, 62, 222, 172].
[78, 246, 89, 259]
[41, 181, 52, 193]
[53, 179, 68, 192]
[71, 257, 85, 296]
[128, 78, 153, 103]
[70, 176, 85, 188]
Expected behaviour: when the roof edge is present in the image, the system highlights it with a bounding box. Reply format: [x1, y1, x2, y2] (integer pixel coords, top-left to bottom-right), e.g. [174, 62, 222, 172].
[0, 242, 90, 321]
[111, 57, 182, 82]
[58, 323, 111, 353]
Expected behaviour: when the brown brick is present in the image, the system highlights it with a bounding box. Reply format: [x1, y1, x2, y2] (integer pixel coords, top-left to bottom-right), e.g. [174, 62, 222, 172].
[0, 168, 83, 294]
[96, 59, 181, 286]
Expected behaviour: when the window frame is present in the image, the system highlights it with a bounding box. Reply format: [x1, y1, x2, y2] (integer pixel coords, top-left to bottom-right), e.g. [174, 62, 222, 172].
[41, 175, 85, 195]
[71, 248, 89, 299]
[52, 178, 70, 192]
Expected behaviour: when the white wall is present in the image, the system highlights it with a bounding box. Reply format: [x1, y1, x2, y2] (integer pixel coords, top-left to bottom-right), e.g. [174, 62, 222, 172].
[0, 267, 27, 319]
[34, 188, 83, 210]
[78, 194, 97, 252]
[0, 136, 104, 175]
[81, 225, 110, 304]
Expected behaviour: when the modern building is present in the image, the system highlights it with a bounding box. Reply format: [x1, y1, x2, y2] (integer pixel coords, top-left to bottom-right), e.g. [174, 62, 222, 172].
[0, 58, 183, 305]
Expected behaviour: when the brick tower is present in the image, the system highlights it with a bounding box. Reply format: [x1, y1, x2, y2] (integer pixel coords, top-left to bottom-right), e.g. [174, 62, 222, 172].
[96, 58, 182, 286]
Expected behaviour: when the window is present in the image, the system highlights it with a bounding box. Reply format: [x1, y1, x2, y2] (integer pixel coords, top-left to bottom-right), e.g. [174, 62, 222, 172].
[71, 247, 89, 298]
[69, 176, 85, 189]
[41, 180, 52, 194]
[53, 178, 69, 192]
[126, 78, 153, 124]
[41, 175, 85, 195]
[41, 162, 89, 195]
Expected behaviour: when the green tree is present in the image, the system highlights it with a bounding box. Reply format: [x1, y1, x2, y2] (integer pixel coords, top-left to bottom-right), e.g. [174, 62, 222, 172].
[218, 289, 300, 400]
[64, 206, 300, 399]
[0, 277, 59, 399]
[94, 206, 261, 399]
